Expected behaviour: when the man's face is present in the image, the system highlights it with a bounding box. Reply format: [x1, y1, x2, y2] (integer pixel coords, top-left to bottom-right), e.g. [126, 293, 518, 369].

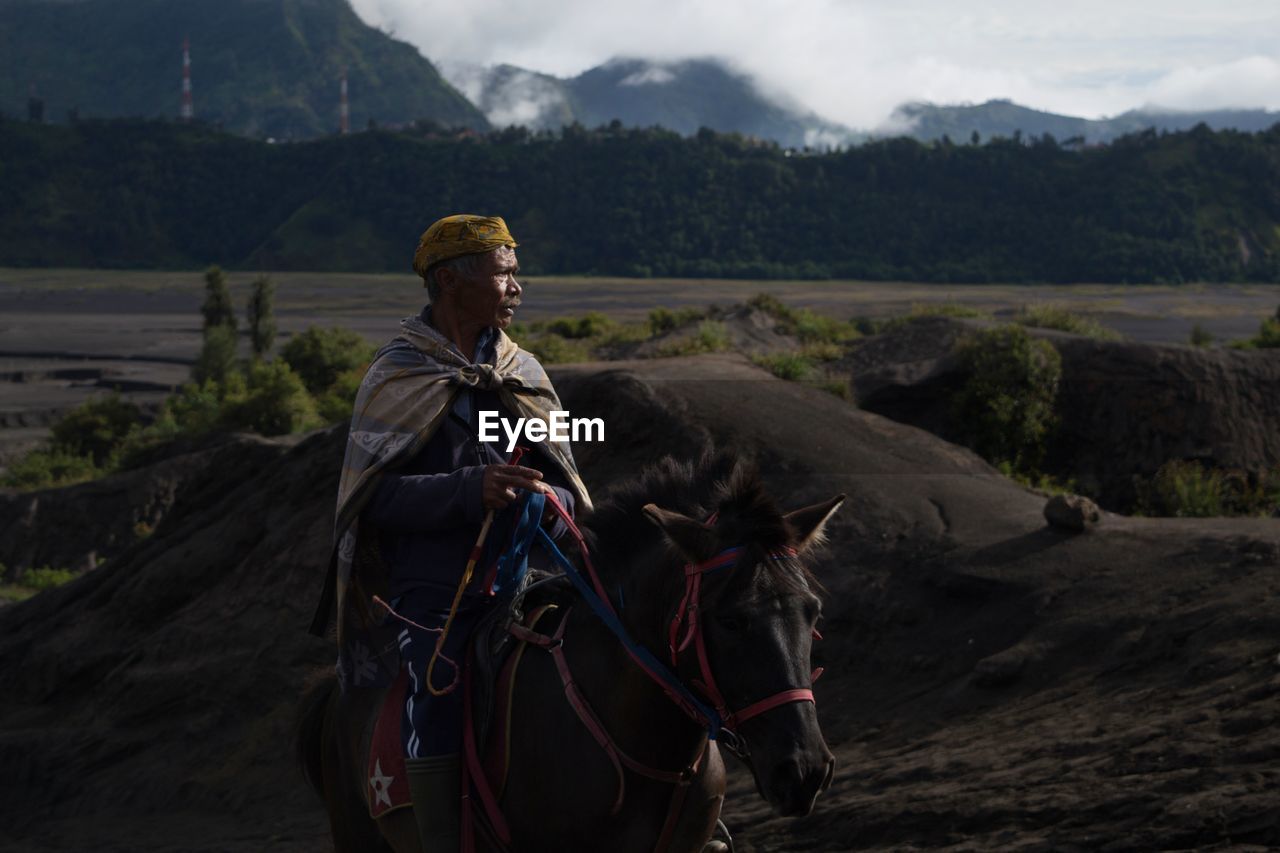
[454, 246, 522, 331]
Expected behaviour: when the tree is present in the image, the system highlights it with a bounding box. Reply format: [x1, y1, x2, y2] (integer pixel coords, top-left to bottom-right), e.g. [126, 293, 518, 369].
[200, 265, 236, 332]
[280, 326, 374, 394]
[246, 275, 277, 359]
[193, 324, 238, 384]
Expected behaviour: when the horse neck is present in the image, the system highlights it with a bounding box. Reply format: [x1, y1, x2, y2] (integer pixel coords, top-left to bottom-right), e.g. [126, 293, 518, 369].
[565, 594, 708, 762]
[591, 536, 682, 653]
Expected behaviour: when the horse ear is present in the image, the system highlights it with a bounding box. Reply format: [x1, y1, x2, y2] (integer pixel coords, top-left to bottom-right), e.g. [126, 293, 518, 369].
[783, 494, 846, 554]
[642, 503, 718, 562]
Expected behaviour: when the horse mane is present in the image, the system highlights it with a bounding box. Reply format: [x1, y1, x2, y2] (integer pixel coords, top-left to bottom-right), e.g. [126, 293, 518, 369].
[581, 451, 818, 595]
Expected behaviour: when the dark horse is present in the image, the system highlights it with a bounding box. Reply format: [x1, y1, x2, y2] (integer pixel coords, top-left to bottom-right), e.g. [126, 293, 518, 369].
[297, 454, 844, 852]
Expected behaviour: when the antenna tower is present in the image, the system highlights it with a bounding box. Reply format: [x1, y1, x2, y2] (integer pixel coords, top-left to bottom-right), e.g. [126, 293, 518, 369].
[181, 37, 194, 122]
[339, 69, 350, 134]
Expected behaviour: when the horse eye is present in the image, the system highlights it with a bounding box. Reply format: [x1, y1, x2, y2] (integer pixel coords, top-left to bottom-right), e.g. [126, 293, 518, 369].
[716, 613, 746, 633]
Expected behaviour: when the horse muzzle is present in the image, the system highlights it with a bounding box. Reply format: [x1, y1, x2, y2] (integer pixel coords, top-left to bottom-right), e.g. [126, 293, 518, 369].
[760, 747, 836, 817]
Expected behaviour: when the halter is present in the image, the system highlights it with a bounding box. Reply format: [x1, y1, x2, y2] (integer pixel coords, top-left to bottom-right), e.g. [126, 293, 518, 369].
[668, 543, 820, 735]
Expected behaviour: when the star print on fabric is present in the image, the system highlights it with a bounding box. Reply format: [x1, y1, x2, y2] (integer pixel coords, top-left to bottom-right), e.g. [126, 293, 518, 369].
[370, 759, 394, 808]
[349, 641, 379, 686]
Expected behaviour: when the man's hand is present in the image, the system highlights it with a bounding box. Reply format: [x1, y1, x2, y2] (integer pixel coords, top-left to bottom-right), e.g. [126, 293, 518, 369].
[481, 464, 547, 511]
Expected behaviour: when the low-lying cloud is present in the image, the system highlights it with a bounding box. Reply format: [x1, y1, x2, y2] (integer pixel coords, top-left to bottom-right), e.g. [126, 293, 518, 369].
[350, 0, 1280, 128]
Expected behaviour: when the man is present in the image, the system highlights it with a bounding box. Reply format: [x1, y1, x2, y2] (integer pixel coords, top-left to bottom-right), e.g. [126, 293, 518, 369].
[312, 214, 591, 852]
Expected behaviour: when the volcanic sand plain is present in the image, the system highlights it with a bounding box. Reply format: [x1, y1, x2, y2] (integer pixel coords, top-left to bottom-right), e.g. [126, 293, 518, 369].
[2, 267, 1277, 467]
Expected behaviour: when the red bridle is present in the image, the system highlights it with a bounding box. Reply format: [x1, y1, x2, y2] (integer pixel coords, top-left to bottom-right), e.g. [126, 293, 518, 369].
[667, 543, 822, 731]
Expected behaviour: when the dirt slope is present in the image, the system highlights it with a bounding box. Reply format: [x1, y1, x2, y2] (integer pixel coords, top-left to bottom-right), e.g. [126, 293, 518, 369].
[1, 353, 1278, 851]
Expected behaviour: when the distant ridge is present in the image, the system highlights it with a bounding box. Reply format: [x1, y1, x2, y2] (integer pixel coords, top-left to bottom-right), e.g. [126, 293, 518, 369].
[0, 0, 487, 139]
[450, 57, 858, 149]
[885, 99, 1280, 144]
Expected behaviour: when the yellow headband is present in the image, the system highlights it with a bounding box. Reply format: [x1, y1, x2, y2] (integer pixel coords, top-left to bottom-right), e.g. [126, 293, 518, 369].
[412, 214, 518, 277]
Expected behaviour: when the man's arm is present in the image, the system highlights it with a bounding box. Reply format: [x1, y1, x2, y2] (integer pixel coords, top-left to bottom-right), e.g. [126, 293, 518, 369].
[362, 467, 487, 533]
[364, 464, 550, 533]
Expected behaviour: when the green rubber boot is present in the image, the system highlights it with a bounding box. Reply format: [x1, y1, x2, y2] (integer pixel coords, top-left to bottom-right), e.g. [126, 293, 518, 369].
[405, 753, 461, 853]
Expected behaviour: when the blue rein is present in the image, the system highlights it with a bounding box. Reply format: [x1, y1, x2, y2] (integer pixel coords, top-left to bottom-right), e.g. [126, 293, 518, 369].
[491, 491, 727, 740]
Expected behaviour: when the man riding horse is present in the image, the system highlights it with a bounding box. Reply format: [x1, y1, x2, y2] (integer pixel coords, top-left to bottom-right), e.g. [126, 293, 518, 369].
[309, 214, 591, 852]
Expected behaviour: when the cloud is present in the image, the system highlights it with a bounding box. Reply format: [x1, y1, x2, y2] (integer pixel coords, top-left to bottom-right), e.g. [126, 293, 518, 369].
[348, 0, 1280, 128]
[619, 66, 677, 87]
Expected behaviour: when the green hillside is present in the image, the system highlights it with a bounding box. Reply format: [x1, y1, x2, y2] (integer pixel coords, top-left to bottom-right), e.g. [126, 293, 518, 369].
[2, 118, 1278, 283]
[0, 0, 486, 138]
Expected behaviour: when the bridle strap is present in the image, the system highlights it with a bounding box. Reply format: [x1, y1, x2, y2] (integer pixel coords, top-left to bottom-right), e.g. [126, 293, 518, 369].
[732, 688, 815, 726]
[671, 541, 815, 732]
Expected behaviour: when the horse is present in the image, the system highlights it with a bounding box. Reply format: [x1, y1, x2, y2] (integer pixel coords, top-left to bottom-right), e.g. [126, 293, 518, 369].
[296, 452, 844, 852]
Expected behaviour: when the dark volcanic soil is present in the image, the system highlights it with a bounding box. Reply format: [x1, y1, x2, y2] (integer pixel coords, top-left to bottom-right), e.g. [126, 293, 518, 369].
[2, 354, 1279, 851]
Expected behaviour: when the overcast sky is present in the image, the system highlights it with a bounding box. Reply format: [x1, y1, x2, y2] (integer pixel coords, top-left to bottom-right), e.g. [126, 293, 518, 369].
[348, 0, 1280, 129]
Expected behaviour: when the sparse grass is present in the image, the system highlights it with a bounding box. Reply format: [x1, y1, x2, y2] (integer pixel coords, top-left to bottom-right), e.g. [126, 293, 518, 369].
[1, 447, 100, 490]
[1136, 460, 1280, 517]
[747, 293, 860, 344]
[876, 301, 992, 334]
[815, 378, 852, 400]
[997, 461, 1077, 496]
[1189, 323, 1214, 347]
[0, 565, 78, 604]
[655, 320, 733, 357]
[800, 342, 844, 362]
[520, 333, 594, 364]
[1014, 303, 1122, 340]
[752, 352, 815, 381]
[648, 306, 706, 335]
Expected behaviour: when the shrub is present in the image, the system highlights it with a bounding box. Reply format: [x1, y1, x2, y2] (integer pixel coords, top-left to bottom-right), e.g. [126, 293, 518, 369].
[21, 566, 77, 590]
[752, 352, 814, 381]
[1255, 317, 1280, 349]
[693, 320, 731, 352]
[316, 367, 365, 423]
[193, 324, 239, 384]
[791, 309, 859, 344]
[747, 293, 794, 322]
[280, 326, 374, 394]
[523, 334, 593, 364]
[1137, 460, 1226, 517]
[745, 294, 857, 344]
[50, 394, 141, 466]
[1014, 303, 1121, 340]
[1137, 461, 1280, 517]
[1189, 323, 1214, 347]
[220, 360, 320, 436]
[544, 312, 613, 339]
[953, 325, 1062, 473]
[816, 379, 852, 400]
[909, 301, 987, 320]
[0, 448, 98, 490]
[647, 306, 706, 335]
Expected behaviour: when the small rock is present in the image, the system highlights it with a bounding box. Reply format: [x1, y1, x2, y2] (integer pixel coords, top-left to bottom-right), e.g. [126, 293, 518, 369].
[1044, 493, 1101, 532]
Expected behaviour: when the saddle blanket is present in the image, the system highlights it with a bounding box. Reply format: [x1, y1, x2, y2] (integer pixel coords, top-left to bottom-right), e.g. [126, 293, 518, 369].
[365, 605, 557, 819]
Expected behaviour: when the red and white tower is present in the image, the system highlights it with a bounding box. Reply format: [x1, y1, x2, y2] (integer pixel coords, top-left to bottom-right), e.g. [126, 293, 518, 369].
[339, 69, 350, 135]
[180, 37, 194, 122]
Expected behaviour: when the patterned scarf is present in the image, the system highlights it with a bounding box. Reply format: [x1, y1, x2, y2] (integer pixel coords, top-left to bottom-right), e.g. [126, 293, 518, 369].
[320, 314, 592, 653]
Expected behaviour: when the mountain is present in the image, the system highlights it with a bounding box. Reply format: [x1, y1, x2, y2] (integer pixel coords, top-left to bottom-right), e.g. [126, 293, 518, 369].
[450, 57, 858, 149]
[886, 99, 1280, 144]
[0, 0, 487, 139]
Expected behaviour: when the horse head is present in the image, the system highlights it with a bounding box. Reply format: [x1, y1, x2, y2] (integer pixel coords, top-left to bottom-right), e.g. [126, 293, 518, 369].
[641, 462, 844, 818]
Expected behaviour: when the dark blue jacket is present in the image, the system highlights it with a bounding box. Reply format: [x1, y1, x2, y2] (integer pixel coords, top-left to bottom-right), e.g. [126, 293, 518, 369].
[361, 313, 575, 606]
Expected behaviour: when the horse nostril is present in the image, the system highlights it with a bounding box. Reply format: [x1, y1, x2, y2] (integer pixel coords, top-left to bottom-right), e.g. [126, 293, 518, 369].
[821, 756, 836, 791]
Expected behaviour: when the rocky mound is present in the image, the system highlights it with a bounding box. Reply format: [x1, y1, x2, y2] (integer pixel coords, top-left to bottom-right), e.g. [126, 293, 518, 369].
[2, 354, 1278, 851]
[844, 317, 1280, 509]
